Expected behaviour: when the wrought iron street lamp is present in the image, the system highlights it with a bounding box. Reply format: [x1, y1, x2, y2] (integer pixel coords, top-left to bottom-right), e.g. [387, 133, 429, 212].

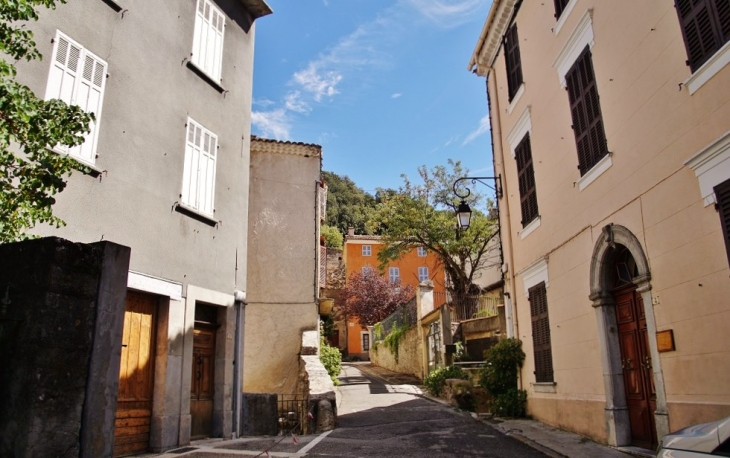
[452, 176, 502, 230]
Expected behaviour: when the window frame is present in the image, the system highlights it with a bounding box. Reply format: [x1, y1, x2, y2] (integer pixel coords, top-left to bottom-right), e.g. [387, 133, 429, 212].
[180, 117, 218, 217]
[417, 246, 427, 257]
[44, 30, 107, 166]
[389, 267, 400, 284]
[418, 266, 429, 282]
[714, 177, 730, 266]
[515, 133, 539, 227]
[674, 0, 730, 72]
[191, 0, 226, 83]
[362, 245, 372, 256]
[528, 282, 554, 383]
[361, 332, 370, 351]
[504, 22, 524, 102]
[553, 0, 570, 19]
[565, 46, 609, 177]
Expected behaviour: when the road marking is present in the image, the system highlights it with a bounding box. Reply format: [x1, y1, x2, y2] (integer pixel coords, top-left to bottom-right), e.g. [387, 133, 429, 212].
[297, 430, 333, 455]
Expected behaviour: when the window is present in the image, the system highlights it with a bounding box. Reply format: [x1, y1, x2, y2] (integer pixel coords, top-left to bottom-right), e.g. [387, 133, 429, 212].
[566, 46, 609, 176]
[418, 266, 429, 282]
[45, 30, 107, 165]
[715, 177, 730, 266]
[192, 0, 226, 82]
[675, 0, 730, 72]
[362, 245, 372, 256]
[362, 332, 370, 351]
[417, 246, 427, 257]
[362, 266, 374, 275]
[529, 282, 554, 383]
[389, 267, 400, 284]
[516, 134, 539, 227]
[181, 118, 217, 216]
[553, 0, 570, 19]
[504, 23, 523, 102]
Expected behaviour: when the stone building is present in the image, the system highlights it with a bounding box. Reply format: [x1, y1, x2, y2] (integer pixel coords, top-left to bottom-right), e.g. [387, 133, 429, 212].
[470, 0, 730, 451]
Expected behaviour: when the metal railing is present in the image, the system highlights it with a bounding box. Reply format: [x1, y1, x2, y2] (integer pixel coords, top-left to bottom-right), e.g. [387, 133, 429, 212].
[278, 394, 309, 435]
[373, 296, 417, 342]
[433, 292, 501, 323]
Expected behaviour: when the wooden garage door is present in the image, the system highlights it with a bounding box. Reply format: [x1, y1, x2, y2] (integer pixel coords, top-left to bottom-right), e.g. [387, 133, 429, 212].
[114, 291, 157, 457]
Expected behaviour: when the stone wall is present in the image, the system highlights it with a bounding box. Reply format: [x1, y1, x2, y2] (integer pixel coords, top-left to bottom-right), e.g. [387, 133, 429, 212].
[0, 237, 130, 458]
[369, 326, 423, 380]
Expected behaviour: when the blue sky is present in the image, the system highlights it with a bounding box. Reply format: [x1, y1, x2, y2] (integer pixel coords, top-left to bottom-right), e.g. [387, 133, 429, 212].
[251, 0, 494, 194]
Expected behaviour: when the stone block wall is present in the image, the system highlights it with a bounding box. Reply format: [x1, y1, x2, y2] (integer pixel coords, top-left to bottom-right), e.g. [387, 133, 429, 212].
[0, 237, 130, 458]
[369, 326, 423, 380]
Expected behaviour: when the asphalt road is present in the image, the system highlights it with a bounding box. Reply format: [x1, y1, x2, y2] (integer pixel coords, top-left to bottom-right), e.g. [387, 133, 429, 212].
[164, 362, 548, 457]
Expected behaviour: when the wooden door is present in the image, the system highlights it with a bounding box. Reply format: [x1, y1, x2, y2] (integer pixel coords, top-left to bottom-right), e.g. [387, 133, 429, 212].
[114, 291, 157, 457]
[190, 325, 216, 439]
[614, 286, 657, 449]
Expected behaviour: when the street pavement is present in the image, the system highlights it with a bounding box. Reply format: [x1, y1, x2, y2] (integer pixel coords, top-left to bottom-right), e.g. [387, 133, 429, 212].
[157, 362, 643, 458]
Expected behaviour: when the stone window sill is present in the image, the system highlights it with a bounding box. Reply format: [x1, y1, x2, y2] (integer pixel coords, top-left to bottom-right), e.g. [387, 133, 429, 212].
[531, 382, 557, 393]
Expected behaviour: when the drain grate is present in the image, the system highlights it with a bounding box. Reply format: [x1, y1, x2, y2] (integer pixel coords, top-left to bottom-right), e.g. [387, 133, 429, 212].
[167, 446, 199, 454]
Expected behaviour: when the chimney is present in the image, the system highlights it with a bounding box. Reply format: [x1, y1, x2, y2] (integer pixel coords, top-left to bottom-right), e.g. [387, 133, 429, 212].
[348, 227, 355, 236]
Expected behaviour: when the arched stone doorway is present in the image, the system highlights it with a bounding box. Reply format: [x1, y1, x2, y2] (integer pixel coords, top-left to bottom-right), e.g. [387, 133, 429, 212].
[589, 224, 668, 448]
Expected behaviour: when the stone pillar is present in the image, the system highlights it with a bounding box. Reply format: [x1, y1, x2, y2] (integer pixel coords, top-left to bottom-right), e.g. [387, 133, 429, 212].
[590, 290, 630, 447]
[416, 283, 434, 379]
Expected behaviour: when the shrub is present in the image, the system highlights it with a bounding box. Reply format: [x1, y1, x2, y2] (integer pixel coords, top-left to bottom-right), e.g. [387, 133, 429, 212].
[319, 341, 342, 386]
[478, 338, 527, 417]
[423, 365, 469, 397]
[382, 322, 410, 364]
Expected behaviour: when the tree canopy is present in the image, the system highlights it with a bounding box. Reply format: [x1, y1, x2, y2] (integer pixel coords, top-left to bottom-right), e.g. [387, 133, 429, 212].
[0, 0, 93, 242]
[320, 224, 343, 249]
[369, 160, 500, 295]
[339, 269, 414, 326]
[323, 171, 377, 236]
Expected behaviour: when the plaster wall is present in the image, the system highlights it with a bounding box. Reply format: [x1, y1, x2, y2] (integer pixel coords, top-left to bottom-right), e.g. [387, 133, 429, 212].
[245, 140, 321, 394]
[482, 0, 730, 442]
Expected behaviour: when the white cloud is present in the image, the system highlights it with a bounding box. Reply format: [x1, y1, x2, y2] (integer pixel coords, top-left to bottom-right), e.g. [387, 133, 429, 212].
[293, 64, 343, 102]
[284, 91, 311, 114]
[253, 98, 276, 108]
[404, 0, 490, 28]
[251, 109, 291, 141]
[463, 114, 491, 145]
[391, 93, 403, 99]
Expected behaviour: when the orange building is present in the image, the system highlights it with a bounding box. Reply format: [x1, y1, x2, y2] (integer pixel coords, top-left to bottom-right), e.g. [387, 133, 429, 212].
[340, 228, 446, 359]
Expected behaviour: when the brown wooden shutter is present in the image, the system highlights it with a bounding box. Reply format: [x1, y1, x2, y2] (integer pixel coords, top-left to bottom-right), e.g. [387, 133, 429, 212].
[565, 46, 609, 176]
[505, 23, 523, 102]
[714, 178, 730, 266]
[515, 133, 539, 226]
[675, 0, 730, 71]
[553, 0, 569, 19]
[529, 282, 554, 383]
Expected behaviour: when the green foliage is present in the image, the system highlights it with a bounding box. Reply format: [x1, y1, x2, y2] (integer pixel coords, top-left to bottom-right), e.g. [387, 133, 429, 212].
[373, 322, 384, 340]
[478, 338, 527, 417]
[453, 341, 476, 362]
[320, 224, 343, 249]
[319, 339, 342, 386]
[0, 0, 94, 242]
[423, 365, 468, 397]
[369, 160, 499, 295]
[382, 321, 410, 364]
[322, 171, 377, 236]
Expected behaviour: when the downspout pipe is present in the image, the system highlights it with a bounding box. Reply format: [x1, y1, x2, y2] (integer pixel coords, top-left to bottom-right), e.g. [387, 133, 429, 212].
[232, 290, 247, 437]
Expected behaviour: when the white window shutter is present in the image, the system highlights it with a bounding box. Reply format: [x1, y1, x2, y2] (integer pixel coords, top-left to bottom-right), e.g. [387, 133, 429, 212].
[191, 0, 225, 82]
[181, 119, 217, 216]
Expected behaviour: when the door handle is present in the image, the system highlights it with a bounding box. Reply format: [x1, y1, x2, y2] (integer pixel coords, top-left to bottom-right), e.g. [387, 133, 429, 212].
[641, 355, 651, 371]
[621, 358, 633, 371]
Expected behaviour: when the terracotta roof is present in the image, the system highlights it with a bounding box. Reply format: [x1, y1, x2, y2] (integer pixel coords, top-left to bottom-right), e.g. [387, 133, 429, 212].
[250, 136, 322, 157]
[345, 235, 383, 242]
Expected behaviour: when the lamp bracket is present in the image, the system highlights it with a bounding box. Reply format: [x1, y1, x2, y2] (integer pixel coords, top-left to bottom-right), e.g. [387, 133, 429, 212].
[452, 175, 503, 200]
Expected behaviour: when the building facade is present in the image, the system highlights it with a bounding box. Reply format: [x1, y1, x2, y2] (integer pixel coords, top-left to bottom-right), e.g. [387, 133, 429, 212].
[471, 0, 730, 450]
[20, 0, 271, 453]
[245, 137, 324, 395]
[341, 231, 446, 358]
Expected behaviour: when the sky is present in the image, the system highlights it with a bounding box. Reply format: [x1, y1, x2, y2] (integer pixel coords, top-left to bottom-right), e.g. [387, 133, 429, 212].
[250, 0, 495, 195]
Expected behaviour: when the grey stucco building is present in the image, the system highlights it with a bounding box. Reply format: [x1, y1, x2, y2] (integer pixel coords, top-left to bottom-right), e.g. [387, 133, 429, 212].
[16, 0, 271, 454]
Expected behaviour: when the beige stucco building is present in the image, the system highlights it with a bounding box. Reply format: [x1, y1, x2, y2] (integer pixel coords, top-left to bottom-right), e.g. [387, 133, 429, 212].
[245, 137, 324, 394]
[470, 0, 730, 451]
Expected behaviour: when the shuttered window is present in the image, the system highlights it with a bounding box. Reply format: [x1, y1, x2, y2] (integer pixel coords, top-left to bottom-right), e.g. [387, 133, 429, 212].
[45, 30, 107, 165]
[529, 282, 554, 383]
[566, 46, 609, 176]
[675, 0, 730, 71]
[714, 178, 730, 266]
[389, 267, 400, 284]
[554, 0, 570, 18]
[505, 23, 523, 102]
[181, 118, 217, 216]
[192, 0, 226, 83]
[516, 133, 539, 227]
[418, 266, 429, 282]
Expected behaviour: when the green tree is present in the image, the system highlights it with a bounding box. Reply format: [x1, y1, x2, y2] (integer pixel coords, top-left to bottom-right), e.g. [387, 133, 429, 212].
[323, 171, 376, 236]
[0, 0, 93, 243]
[369, 160, 499, 295]
[320, 224, 343, 249]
